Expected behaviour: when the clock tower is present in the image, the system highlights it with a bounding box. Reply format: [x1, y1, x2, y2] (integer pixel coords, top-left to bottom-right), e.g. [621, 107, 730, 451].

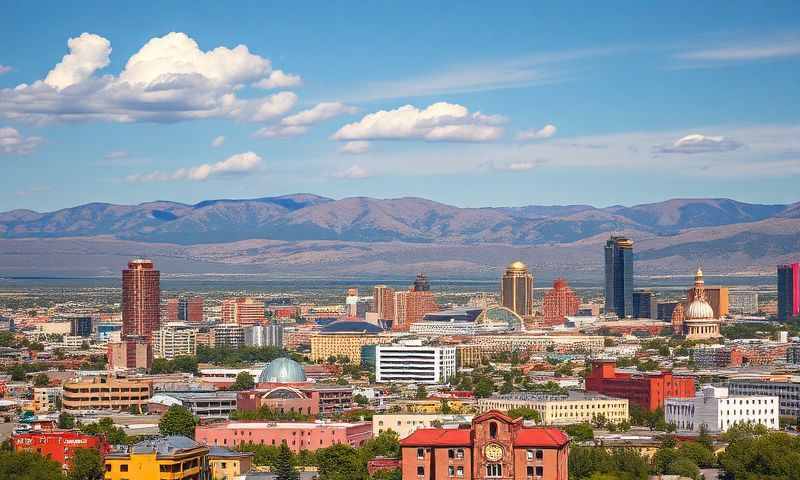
[472, 410, 520, 479]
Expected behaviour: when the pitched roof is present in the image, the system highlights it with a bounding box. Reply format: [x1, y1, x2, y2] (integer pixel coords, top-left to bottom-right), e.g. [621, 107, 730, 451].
[400, 428, 471, 447]
[514, 428, 570, 448]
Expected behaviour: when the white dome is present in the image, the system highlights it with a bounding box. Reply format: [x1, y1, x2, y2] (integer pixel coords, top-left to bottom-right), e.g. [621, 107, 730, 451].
[685, 298, 714, 320]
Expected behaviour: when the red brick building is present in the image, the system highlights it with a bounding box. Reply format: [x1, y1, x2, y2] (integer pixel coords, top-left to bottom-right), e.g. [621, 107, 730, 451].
[584, 360, 695, 411]
[541, 279, 581, 327]
[400, 410, 569, 480]
[12, 430, 110, 470]
[122, 259, 160, 341]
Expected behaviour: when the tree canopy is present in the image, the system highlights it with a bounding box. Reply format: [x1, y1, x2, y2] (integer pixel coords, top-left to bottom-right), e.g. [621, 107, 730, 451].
[158, 405, 197, 438]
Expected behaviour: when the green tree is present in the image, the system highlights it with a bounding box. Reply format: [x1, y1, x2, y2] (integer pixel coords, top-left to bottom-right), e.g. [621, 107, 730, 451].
[473, 377, 494, 398]
[33, 372, 50, 387]
[80, 418, 128, 445]
[354, 394, 369, 406]
[273, 443, 299, 480]
[506, 407, 541, 423]
[666, 457, 700, 479]
[150, 358, 172, 374]
[0, 450, 65, 480]
[718, 429, 800, 479]
[415, 385, 427, 400]
[564, 423, 594, 442]
[316, 443, 365, 480]
[58, 411, 75, 429]
[158, 405, 197, 438]
[230, 371, 255, 391]
[67, 448, 103, 480]
[172, 355, 199, 374]
[676, 441, 715, 468]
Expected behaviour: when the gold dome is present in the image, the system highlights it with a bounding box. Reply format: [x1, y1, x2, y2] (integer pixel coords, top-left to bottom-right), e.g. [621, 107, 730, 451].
[506, 261, 528, 271]
[685, 298, 714, 320]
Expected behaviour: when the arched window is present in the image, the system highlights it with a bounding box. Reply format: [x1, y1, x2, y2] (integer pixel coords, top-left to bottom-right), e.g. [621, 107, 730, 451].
[489, 422, 498, 439]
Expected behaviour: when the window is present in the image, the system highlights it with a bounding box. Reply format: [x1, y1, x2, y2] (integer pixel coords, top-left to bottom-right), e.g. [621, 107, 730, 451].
[417, 448, 425, 459]
[457, 466, 464, 477]
[486, 464, 502, 477]
[489, 422, 498, 439]
[456, 448, 464, 459]
[120, 464, 128, 472]
[536, 449, 543, 460]
[527, 466, 534, 476]
[527, 449, 533, 460]
[417, 466, 425, 476]
[449, 449, 455, 459]
[105, 464, 111, 472]
[536, 466, 544, 477]
[448, 466, 455, 476]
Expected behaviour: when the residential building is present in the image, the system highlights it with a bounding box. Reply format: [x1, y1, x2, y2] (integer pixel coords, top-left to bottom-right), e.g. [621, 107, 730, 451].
[373, 285, 396, 321]
[122, 259, 161, 341]
[477, 392, 628, 426]
[164, 298, 180, 322]
[221, 297, 265, 326]
[104, 436, 209, 480]
[393, 289, 439, 331]
[208, 447, 253, 480]
[152, 322, 197, 359]
[309, 320, 392, 363]
[787, 344, 800, 364]
[375, 340, 456, 384]
[400, 410, 569, 480]
[665, 385, 778, 434]
[729, 291, 759, 315]
[728, 377, 800, 417]
[345, 287, 359, 317]
[632, 291, 656, 319]
[541, 279, 581, 327]
[778, 263, 800, 321]
[373, 413, 474, 439]
[195, 420, 373, 453]
[13, 430, 110, 470]
[62, 375, 152, 413]
[107, 338, 153, 370]
[585, 360, 695, 411]
[179, 296, 204, 324]
[243, 324, 283, 347]
[604, 236, 634, 317]
[691, 345, 743, 368]
[211, 324, 244, 349]
[148, 391, 238, 419]
[502, 261, 534, 317]
[32, 387, 62, 413]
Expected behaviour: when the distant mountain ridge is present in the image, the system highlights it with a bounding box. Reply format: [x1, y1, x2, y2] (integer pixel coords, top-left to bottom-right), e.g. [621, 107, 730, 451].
[1, 195, 798, 278]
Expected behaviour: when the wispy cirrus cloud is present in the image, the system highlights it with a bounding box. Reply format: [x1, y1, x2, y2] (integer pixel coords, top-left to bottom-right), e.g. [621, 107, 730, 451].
[654, 134, 742, 154]
[339, 141, 370, 155]
[674, 35, 800, 67]
[334, 164, 369, 179]
[127, 151, 262, 182]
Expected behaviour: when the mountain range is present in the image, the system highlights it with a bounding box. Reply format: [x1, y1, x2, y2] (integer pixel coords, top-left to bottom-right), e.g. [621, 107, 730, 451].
[1, 195, 798, 279]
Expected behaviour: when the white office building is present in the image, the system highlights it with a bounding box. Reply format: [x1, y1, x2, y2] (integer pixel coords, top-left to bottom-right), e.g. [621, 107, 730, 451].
[728, 377, 800, 417]
[153, 322, 198, 359]
[665, 385, 778, 434]
[375, 340, 456, 384]
[729, 291, 759, 315]
[244, 324, 284, 347]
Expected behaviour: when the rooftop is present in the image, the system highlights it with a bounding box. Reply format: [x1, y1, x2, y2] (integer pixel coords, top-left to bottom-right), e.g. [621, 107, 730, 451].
[200, 421, 368, 429]
[107, 435, 205, 458]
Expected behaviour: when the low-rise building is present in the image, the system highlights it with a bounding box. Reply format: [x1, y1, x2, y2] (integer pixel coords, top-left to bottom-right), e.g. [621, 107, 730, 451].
[375, 340, 456, 384]
[691, 345, 743, 368]
[62, 375, 152, 413]
[585, 360, 695, 411]
[13, 430, 110, 470]
[310, 320, 392, 364]
[152, 322, 197, 359]
[195, 420, 373, 453]
[212, 324, 245, 349]
[207, 446, 254, 479]
[400, 410, 569, 480]
[104, 435, 209, 480]
[32, 387, 62, 413]
[148, 391, 238, 419]
[665, 385, 779, 433]
[373, 413, 473, 439]
[477, 392, 629, 426]
[728, 376, 800, 417]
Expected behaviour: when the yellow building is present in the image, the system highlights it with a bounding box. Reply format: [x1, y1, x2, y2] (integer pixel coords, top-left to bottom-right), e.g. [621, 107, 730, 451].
[104, 436, 208, 480]
[309, 320, 392, 363]
[208, 447, 253, 479]
[390, 399, 475, 414]
[32, 387, 61, 413]
[477, 392, 629, 426]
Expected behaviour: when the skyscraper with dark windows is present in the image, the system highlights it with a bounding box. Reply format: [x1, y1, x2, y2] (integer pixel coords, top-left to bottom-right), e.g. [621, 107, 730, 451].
[604, 236, 634, 317]
[122, 259, 161, 341]
[778, 263, 800, 321]
[633, 290, 656, 319]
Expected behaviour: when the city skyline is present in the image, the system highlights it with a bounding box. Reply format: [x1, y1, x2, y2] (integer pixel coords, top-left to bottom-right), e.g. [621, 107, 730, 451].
[2, 1, 800, 212]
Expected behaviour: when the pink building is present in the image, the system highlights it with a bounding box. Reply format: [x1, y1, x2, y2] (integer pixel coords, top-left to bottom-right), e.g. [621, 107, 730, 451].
[195, 421, 373, 453]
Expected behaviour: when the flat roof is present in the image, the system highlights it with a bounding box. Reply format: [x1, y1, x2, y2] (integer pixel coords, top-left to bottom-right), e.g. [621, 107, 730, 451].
[202, 421, 367, 429]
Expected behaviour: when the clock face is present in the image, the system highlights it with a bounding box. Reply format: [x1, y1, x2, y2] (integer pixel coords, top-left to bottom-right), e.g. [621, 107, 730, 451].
[484, 443, 503, 461]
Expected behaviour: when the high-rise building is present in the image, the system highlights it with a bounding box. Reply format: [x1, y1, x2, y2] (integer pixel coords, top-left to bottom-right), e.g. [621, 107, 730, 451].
[657, 301, 680, 321]
[604, 236, 634, 317]
[501, 261, 533, 317]
[541, 279, 581, 327]
[345, 288, 359, 317]
[244, 324, 284, 347]
[68, 316, 94, 337]
[212, 324, 245, 349]
[372, 285, 396, 321]
[375, 340, 456, 384]
[164, 298, 180, 322]
[153, 322, 198, 359]
[392, 289, 439, 331]
[778, 263, 800, 321]
[221, 297, 265, 326]
[107, 338, 153, 370]
[632, 290, 656, 319]
[179, 296, 204, 324]
[413, 273, 431, 292]
[122, 259, 161, 341]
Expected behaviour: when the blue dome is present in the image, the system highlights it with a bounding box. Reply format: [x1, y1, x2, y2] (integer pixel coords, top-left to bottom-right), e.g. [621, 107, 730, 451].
[258, 357, 307, 383]
[320, 320, 384, 334]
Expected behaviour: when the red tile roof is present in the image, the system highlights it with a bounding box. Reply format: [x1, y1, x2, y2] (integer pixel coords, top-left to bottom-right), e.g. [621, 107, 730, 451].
[400, 428, 472, 447]
[514, 428, 570, 448]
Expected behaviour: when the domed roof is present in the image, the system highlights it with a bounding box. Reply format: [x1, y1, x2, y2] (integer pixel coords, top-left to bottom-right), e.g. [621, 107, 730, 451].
[685, 298, 714, 320]
[507, 261, 528, 271]
[258, 357, 307, 383]
[320, 320, 384, 334]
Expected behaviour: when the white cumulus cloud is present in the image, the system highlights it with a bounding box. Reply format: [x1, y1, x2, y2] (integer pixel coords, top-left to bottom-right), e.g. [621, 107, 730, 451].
[253, 125, 308, 138]
[0, 32, 301, 123]
[334, 164, 369, 179]
[0, 126, 44, 155]
[517, 124, 557, 141]
[332, 102, 504, 142]
[127, 151, 262, 182]
[211, 136, 225, 147]
[254, 70, 303, 89]
[281, 102, 358, 127]
[339, 141, 370, 155]
[654, 134, 743, 154]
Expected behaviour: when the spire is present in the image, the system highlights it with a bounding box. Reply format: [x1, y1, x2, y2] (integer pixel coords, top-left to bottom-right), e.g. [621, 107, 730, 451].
[693, 266, 705, 300]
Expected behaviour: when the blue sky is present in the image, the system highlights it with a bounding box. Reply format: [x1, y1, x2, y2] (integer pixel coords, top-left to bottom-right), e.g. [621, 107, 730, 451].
[1, 1, 799, 211]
